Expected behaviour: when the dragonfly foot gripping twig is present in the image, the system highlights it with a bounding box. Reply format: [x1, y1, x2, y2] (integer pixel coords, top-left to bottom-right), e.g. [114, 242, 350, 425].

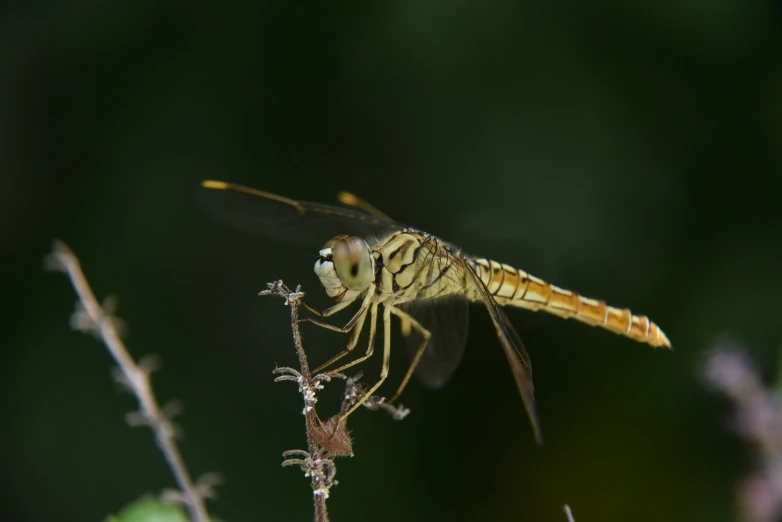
[261, 280, 412, 522]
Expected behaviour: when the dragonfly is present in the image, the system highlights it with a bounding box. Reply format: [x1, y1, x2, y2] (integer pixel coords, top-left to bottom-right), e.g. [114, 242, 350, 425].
[198, 179, 671, 444]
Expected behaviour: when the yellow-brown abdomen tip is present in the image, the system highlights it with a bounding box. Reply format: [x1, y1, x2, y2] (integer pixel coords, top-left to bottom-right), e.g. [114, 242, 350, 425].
[655, 328, 672, 350]
[202, 180, 229, 190]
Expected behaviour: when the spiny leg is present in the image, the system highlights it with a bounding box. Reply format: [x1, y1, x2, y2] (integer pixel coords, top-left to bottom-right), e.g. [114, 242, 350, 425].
[340, 304, 392, 421]
[298, 286, 374, 334]
[301, 299, 352, 319]
[327, 302, 379, 374]
[312, 308, 368, 373]
[387, 306, 431, 405]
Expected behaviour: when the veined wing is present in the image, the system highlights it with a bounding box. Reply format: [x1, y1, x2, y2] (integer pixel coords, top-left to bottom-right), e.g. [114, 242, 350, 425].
[463, 259, 543, 446]
[398, 296, 469, 389]
[197, 180, 401, 248]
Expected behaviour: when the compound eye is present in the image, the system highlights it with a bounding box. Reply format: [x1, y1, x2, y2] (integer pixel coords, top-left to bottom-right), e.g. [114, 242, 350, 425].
[330, 236, 372, 291]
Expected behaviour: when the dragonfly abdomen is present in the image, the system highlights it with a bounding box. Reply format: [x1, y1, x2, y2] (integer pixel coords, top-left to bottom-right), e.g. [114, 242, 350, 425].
[469, 258, 671, 349]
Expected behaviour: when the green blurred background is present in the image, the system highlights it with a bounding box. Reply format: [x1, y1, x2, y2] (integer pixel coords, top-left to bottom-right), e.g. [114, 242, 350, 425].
[3, 1, 782, 521]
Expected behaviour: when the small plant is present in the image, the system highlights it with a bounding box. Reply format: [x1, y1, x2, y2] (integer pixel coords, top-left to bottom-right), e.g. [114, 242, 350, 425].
[46, 241, 219, 522]
[703, 340, 782, 522]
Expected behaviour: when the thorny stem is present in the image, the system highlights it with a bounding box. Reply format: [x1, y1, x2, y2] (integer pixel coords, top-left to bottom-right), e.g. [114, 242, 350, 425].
[46, 241, 212, 522]
[262, 281, 330, 522]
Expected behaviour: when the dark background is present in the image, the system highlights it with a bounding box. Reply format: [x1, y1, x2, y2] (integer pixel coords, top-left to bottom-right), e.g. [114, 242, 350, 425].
[3, 2, 782, 521]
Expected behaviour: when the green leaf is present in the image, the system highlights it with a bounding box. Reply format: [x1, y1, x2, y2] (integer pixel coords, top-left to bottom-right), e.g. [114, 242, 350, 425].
[103, 494, 217, 522]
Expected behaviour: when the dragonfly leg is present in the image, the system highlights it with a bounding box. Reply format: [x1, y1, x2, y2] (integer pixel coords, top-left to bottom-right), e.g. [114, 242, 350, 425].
[299, 286, 373, 334]
[340, 304, 392, 420]
[387, 307, 431, 404]
[324, 302, 379, 374]
[311, 309, 368, 373]
[299, 304, 365, 334]
[301, 299, 351, 318]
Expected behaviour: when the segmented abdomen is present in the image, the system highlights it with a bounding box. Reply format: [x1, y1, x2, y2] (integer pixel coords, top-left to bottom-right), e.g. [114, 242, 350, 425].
[469, 258, 671, 348]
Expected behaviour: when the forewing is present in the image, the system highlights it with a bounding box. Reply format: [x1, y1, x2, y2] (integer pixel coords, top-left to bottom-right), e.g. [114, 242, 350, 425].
[197, 180, 401, 248]
[464, 261, 543, 446]
[398, 296, 469, 389]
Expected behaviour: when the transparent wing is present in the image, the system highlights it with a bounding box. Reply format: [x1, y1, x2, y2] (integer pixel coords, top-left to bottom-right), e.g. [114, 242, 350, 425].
[398, 296, 469, 389]
[197, 180, 402, 248]
[463, 260, 543, 446]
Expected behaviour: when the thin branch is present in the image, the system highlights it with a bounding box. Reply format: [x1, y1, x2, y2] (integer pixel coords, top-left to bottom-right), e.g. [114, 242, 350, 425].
[45, 241, 215, 522]
[262, 281, 335, 522]
[563, 504, 576, 522]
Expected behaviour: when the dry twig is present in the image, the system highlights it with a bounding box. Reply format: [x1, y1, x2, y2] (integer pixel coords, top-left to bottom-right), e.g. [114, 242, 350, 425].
[261, 280, 410, 522]
[262, 281, 339, 522]
[45, 241, 216, 522]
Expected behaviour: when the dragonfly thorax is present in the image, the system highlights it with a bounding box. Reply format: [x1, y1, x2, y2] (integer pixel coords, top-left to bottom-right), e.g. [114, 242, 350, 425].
[314, 235, 374, 302]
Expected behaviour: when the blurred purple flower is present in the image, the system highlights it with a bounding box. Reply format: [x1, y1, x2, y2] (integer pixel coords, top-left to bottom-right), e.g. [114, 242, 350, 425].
[703, 347, 757, 397]
[702, 342, 782, 522]
[739, 473, 782, 522]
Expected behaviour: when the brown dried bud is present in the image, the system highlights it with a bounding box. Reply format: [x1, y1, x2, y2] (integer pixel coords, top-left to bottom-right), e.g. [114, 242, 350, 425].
[312, 415, 353, 457]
